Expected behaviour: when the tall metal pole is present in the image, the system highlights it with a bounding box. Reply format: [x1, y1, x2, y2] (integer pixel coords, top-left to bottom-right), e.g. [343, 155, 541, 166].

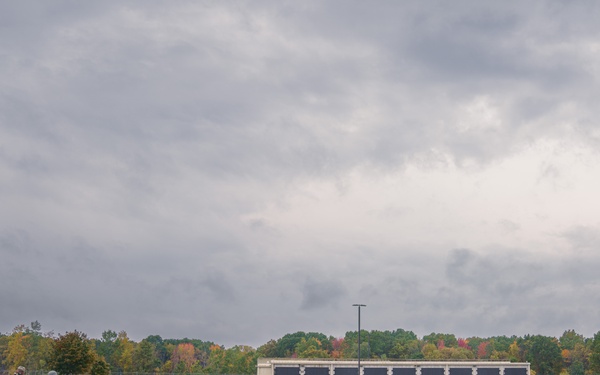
[353, 304, 366, 375]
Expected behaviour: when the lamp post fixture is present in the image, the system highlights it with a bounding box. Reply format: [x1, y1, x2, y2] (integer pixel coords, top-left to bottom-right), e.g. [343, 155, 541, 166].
[353, 304, 366, 375]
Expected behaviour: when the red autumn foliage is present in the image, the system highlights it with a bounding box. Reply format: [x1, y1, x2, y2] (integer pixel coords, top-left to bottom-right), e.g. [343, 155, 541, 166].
[437, 339, 445, 349]
[332, 338, 344, 351]
[458, 338, 471, 350]
[477, 342, 490, 358]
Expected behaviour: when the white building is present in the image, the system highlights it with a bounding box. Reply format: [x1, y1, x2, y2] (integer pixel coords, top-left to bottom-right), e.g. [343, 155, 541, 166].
[257, 359, 530, 375]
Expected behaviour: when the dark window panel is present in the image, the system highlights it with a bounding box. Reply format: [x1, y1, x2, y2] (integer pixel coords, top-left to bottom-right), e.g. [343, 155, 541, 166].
[449, 368, 471, 375]
[305, 368, 330, 375]
[335, 368, 359, 375]
[276, 368, 301, 375]
[477, 369, 500, 375]
[393, 368, 416, 375]
[364, 368, 388, 375]
[421, 368, 445, 375]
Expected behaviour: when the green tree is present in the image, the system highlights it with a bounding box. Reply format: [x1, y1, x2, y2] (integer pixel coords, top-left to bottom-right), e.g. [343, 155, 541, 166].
[508, 341, 522, 362]
[489, 336, 516, 353]
[204, 345, 226, 374]
[160, 359, 173, 373]
[342, 331, 370, 358]
[23, 322, 49, 371]
[90, 357, 110, 375]
[34, 332, 54, 371]
[389, 340, 422, 359]
[113, 331, 134, 372]
[569, 343, 590, 374]
[3, 332, 28, 373]
[223, 346, 257, 375]
[422, 343, 441, 360]
[145, 335, 169, 364]
[305, 333, 333, 353]
[423, 333, 457, 348]
[0, 334, 8, 369]
[50, 331, 95, 375]
[569, 360, 584, 375]
[276, 332, 307, 357]
[95, 330, 117, 370]
[133, 339, 158, 372]
[392, 329, 418, 343]
[560, 330, 585, 351]
[525, 335, 563, 375]
[1, 322, 54, 373]
[452, 347, 474, 359]
[295, 338, 329, 358]
[257, 340, 278, 358]
[369, 331, 395, 358]
[163, 343, 176, 369]
[589, 331, 600, 374]
[489, 350, 509, 360]
[438, 347, 474, 360]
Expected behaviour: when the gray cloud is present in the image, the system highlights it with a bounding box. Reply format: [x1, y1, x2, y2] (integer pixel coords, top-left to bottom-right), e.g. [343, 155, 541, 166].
[561, 226, 600, 252]
[301, 279, 346, 311]
[2, 0, 600, 347]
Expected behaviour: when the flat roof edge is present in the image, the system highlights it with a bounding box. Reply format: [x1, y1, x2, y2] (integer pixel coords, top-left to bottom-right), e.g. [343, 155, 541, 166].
[259, 359, 529, 367]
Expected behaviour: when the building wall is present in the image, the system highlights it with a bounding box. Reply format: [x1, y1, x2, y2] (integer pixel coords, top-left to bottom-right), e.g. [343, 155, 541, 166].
[257, 359, 530, 375]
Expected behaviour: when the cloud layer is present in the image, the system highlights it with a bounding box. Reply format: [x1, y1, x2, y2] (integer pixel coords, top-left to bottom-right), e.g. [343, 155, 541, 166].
[2, 1, 600, 347]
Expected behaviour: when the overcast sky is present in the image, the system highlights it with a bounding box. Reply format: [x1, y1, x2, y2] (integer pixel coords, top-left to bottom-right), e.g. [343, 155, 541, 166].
[2, 1, 600, 348]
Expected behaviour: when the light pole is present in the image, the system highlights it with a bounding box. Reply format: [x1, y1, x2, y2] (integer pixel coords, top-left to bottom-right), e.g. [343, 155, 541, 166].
[353, 304, 366, 375]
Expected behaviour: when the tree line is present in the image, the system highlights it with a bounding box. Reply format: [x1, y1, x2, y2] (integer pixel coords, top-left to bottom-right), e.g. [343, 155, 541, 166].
[3, 322, 600, 375]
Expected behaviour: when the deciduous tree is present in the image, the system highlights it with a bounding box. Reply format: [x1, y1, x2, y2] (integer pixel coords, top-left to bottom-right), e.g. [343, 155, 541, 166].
[223, 345, 257, 374]
[569, 343, 590, 374]
[508, 341, 522, 362]
[458, 338, 471, 350]
[133, 339, 158, 372]
[113, 331, 134, 372]
[330, 338, 343, 359]
[422, 343, 440, 360]
[257, 340, 278, 358]
[50, 331, 95, 375]
[205, 345, 226, 374]
[276, 332, 307, 357]
[477, 342, 489, 359]
[389, 340, 421, 359]
[172, 343, 196, 373]
[90, 357, 110, 375]
[4, 331, 28, 371]
[423, 333, 457, 348]
[295, 338, 329, 359]
[525, 335, 563, 375]
[3, 331, 28, 373]
[589, 331, 600, 374]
